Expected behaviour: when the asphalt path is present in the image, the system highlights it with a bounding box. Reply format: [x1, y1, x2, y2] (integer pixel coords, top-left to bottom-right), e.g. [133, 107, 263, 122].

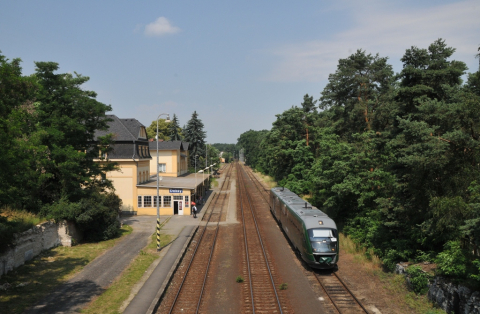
[24, 216, 157, 314]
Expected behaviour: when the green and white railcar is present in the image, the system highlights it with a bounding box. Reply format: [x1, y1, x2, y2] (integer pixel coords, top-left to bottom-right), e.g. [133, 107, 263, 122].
[269, 187, 339, 269]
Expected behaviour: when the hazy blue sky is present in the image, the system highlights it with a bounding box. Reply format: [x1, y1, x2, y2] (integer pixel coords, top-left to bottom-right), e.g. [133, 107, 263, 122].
[1, 0, 479, 143]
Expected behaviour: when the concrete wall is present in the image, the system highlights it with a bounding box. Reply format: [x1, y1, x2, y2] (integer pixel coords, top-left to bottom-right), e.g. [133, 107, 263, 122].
[0, 221, 82, 277]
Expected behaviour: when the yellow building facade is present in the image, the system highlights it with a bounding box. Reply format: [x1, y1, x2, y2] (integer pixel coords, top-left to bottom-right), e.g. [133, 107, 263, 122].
[95, 115, 207, 216]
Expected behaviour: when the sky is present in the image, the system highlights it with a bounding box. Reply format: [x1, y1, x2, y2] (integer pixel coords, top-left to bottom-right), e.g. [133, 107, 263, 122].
[1, 0, 479, 143]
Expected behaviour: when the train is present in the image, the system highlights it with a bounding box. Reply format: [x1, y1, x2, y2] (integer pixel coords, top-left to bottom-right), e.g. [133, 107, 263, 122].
[269, 187, 339, 269]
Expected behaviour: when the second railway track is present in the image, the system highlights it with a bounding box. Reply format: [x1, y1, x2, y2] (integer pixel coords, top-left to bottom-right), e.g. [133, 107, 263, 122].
[157, 164, 233, 314]
[237, 163, 291, 314]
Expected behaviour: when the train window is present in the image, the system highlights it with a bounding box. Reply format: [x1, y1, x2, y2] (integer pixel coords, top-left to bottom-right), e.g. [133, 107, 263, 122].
[308, 228, 337, 253]
[312, 229, 332, 238]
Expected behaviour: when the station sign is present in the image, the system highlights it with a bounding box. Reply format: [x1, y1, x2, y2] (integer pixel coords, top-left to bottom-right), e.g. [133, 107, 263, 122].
[169, 189, 183, 193]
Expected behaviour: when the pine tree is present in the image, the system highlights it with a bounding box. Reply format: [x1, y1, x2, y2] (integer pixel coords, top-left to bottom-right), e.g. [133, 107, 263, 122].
[184, 111, 206, 165]
[168, 114, 183, 141]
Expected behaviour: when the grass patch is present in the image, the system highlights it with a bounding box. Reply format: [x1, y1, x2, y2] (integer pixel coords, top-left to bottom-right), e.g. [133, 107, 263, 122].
[0, 225, 132, 314]
[0, 207, 47, 253]
[81, 232, 172, 314]
[235, 276, 244, 283]
[252, 170, 277, 189]
[210, 177, 219, 188]
[339, 233, 445, 314]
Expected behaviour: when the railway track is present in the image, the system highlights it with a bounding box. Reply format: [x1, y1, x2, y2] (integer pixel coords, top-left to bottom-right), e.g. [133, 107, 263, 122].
[243, 164, 369, 314]
[315, 271, 369, 313]
[158, 164, 233, 314]
[236, 163, 290, 314]
[242, 165, 270, 204]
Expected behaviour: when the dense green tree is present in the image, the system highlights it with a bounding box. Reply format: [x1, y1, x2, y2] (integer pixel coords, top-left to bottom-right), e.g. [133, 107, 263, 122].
[237, 129, 268, 169]
[1, 54, 121, 243]
[212, 143, 237, 163]
[168, 114, 183, 141]
[184, 111, 206, 165]
[146, 119, 170, 141]
[33, 62, 116, 206]
[0, 53, 39, 209]
[320, 50, 395, 136]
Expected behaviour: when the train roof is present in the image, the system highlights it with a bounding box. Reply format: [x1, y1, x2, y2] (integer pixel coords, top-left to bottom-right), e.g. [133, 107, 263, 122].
[271, 187, 337, 230]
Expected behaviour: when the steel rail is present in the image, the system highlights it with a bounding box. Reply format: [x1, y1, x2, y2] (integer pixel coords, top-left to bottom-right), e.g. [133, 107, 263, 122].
[237, 163, 283, 314]
[315, 272, 369, 314]
[242, 166, 270, 204]
[167, 163, 233, 314]
[333, 272, 370, 313]
[195, 165, 232, 313]
[238, 164, 255, 314]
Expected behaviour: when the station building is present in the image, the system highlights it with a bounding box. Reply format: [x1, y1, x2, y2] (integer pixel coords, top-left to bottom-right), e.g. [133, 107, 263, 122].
[94, 115, 209, 216]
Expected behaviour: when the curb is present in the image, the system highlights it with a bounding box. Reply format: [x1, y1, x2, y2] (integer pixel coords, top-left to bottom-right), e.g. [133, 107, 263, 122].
[146, 225, 198, 314]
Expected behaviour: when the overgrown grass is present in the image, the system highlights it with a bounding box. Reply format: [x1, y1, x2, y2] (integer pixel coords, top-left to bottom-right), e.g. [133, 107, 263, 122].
[0, 207, 47, 253]
[339, 234, 445, 314]
[210, 177, 219, 188]
[252, 170, 277, 188]
[0, 225, 133, 314]
[81, 232, 172, 314]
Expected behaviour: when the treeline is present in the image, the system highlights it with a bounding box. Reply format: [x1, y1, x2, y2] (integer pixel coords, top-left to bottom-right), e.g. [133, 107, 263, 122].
[142, 110, 222, 171]
[238, 39, 480, 282]
[211, 143, 237, 163]
[0, 52, 121, 246]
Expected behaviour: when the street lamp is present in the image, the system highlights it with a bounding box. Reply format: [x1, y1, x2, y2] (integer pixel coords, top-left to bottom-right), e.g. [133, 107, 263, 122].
[156, 113, 170, 251]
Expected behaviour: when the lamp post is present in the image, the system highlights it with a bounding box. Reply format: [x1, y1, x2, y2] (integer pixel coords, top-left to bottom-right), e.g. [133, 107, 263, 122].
[156, 113, 170, 251]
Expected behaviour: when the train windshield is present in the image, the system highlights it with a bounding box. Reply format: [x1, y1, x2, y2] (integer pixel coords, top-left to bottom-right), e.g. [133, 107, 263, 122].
[308, 228, 337, 253]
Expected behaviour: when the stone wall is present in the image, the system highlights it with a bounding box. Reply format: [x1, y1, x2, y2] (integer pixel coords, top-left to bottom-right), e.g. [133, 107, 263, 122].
[0, 220, 82, 277]
[429, 277, 480, 314]
[396, 263, 480, 314]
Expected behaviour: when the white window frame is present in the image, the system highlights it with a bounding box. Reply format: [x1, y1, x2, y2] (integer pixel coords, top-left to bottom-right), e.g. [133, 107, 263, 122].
[163, 196, 171, 207]
[158, 163, 166, 173]
[144, 196, 152, 207]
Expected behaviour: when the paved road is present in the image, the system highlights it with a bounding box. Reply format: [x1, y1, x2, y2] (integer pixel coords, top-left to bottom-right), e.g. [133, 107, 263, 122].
[24, 216, 158, 314]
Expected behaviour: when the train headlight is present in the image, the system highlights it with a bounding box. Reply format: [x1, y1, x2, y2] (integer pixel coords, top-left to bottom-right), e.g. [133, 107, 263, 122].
[318, 221, 323, 225]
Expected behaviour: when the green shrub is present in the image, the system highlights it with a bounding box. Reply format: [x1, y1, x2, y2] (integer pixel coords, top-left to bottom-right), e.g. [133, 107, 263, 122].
[436, 240, 467, 277]
[382, 248, 410, 271]
[41, 189, 122, 242]
[406, 265, 432, 294]
[236, 276, 244, 283]
[470, 259, 480, 282]
[279, 283, 288, 290]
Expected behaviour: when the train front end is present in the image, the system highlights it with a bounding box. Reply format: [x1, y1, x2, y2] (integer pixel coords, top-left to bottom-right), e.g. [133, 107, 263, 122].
[304, 217, 339, 269]
[307, 227, 338, 268]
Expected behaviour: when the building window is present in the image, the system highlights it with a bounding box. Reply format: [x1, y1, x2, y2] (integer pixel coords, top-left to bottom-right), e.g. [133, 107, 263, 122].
[99, 150, 107, 159]
[144, 196, 152, 207]
[154, 196, 160, 207]
[173, 196, 183, 201]
[163, 196, 171, 207]
[158, 163, 166, 173]
[185, 195, 189, 207]
[138, 196, 143, 207]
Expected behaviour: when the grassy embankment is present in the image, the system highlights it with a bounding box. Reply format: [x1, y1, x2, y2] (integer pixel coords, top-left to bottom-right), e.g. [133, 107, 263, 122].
[340, 234, 444, 314]
[0, 219, 172, 314]
[0, 207, 48, 252]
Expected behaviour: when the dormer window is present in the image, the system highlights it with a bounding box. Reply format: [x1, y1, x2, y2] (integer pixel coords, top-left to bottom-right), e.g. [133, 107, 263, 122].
[139, 127, 147, 139]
